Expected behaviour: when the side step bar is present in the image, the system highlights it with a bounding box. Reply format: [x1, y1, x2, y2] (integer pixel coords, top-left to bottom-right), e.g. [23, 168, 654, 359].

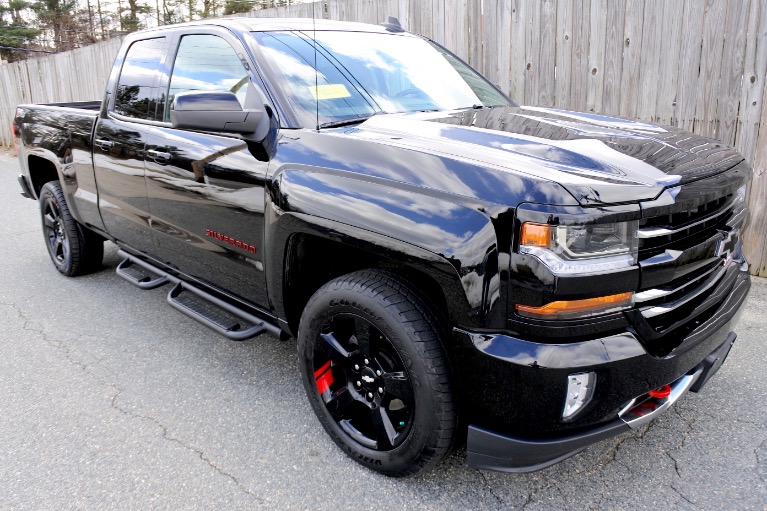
[117, 258, 169, 289]
[115, 250, 280, 341]
[167, 283, 268, 341]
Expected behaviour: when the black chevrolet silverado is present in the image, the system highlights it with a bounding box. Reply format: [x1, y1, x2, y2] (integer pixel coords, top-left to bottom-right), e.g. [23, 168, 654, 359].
[12, 17, 751, 477]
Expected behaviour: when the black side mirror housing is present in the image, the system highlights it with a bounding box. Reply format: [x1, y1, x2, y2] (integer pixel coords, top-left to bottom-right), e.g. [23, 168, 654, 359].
[170, 90, 269, 141]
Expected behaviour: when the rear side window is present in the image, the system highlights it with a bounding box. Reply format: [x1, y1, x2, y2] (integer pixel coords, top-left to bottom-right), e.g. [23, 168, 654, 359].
[114, 37, 165, 120]
[165, 34, 249, 121]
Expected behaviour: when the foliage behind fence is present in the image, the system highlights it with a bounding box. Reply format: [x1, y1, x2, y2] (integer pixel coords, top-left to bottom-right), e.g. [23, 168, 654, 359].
[3, 0, 767, 274]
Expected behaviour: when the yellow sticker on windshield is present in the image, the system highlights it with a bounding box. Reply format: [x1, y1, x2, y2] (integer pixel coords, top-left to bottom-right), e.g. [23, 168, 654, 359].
[309, 84, 352, 100]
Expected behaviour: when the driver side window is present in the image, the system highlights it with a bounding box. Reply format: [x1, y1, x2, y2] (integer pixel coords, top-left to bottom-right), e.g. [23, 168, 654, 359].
[165, 34, 249, 121]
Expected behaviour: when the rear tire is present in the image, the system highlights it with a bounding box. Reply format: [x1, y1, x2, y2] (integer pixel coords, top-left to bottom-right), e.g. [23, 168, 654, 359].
[39, 181, 103, 276]
[297, 270, 455, 477]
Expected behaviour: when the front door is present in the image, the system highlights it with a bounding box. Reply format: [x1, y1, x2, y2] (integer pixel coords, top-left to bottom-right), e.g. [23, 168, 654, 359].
[144, 32, 270, 307]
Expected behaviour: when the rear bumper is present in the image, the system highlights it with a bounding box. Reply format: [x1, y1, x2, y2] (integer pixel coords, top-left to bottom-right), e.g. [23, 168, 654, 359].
[466, 335, 734, 472]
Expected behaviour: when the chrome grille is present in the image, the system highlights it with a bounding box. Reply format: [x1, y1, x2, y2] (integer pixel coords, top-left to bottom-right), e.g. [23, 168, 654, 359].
[633, 192, 744, 337]
[637, 193, 736, 258]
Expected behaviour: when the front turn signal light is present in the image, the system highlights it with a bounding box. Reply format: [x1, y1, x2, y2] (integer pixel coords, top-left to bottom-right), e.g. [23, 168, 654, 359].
[515, 292, 633, 320]
[520, 222, 553, 247]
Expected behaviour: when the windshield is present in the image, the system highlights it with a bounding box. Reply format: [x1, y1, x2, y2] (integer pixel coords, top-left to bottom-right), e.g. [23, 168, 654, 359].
[251, 30, 513, 127]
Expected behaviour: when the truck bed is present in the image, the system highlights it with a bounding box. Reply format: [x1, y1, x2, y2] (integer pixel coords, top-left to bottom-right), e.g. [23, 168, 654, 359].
[34, 100, 102, 111]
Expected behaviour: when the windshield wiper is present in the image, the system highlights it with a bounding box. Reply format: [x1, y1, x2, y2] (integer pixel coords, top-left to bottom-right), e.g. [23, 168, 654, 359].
[318, 113, 381, 129]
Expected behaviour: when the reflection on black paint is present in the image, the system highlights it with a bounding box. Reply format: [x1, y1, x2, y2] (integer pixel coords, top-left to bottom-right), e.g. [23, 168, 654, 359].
[115, 85, 154, 119]
[145, 126, 270, 307]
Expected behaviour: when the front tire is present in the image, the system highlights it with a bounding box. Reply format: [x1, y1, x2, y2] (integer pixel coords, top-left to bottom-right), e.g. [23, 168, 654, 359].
[297, 270, 455, 477]
[39, 181, 103, 276]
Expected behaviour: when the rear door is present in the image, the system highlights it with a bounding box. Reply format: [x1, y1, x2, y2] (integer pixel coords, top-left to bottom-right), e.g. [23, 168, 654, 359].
[93, 36, 167, 255]
[144, 29, 270, 307]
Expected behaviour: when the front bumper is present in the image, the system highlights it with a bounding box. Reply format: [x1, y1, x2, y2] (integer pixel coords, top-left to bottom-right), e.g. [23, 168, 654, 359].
[466, 335, 734, 472]
[456, 268, 749, 473]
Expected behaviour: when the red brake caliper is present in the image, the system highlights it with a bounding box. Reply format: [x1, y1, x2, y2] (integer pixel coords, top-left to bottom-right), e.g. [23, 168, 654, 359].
[314, 360, 334, 394]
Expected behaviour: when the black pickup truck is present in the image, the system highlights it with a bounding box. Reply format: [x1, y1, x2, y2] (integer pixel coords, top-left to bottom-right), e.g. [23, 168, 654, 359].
[12, 17, 751, 476]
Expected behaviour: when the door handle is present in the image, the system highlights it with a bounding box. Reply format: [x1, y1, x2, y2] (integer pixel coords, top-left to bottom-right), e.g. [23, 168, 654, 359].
[95, 138, 114, 151]
[147, 149, 171, 164]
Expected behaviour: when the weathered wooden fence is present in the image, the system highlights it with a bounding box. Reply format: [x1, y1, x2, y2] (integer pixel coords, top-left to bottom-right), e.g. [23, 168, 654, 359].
[2, 0, 767, 274]
[0, 37, 124, 143]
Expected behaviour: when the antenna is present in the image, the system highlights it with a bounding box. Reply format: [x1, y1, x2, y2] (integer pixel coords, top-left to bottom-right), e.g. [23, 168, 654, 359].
[380, 16, 404, 33]
[313, 0, 319, 131]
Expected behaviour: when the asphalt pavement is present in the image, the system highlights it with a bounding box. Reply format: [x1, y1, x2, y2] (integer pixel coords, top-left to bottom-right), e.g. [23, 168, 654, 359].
[1, 150, 765, 510]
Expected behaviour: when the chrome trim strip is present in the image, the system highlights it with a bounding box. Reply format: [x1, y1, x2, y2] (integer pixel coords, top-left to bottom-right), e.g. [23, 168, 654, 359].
[637, 196, 737, 239]
[619, 366, 703, 429]
[639, 263, 729, 318]
[726, 206, 747, 229]
[634, 261, 723, 304]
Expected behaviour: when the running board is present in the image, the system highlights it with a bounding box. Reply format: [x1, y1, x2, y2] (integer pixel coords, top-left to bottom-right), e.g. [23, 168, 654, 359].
[116, 250, 278, 341]
[116, 258, 169, 289]
[167, 283, 266, 341]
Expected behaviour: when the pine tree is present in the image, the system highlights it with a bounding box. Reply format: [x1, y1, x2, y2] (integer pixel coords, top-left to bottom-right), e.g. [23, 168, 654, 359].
[0, 0, 41, 61]
[121, 0, 150, 31]
[200, 0, 216, 18]
[32, 0, 76, 51]
[222, 0, 249, 15]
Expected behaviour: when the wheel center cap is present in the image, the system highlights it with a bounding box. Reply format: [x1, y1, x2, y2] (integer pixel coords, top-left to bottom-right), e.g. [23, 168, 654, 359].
[360, 367, 377, 389]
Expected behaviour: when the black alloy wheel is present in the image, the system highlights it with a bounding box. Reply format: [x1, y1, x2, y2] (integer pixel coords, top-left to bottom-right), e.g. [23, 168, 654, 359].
[39, 181, 103, 276]
[298, 270, 455, 477]
[314, 313, 415, 451]
[42, 194, 70, 267]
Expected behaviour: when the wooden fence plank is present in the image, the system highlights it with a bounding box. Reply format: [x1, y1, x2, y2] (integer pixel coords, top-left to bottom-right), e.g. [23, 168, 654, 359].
[509, 0, 527, 102]
[743, 90, 767, 276]
[450, 0, 469, 62]
[418, 0, 432, 38]
[654, 0, 684, 125]
[601, 0, 624, 115]
[554, 0, 573, 108]
[695, 0, 727, 137]
[636, 0, 662, 121]
[0, 67, 18, 149]
[432, 0, 444, 46]
[523, 0, 541, 106]
[16, 59, 31, 104]
[735, 0, 767, 166]
[675, 0, 706, 131]
[397, 0, 410, 30]
[569, 0, 591, 112]
[716, 0, 750, 144]
[618, 0, 644, 118]
[537, 0, 556, 107]
[327, 0, 340, 20]
[345, 0, 357, 23]
[467, 0, 482, 70]
[482, 0, 499, 87]
[586, 0, 606, 113]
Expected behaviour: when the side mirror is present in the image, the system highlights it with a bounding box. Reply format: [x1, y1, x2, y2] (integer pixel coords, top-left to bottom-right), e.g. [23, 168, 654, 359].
[170, 90, 269, 140]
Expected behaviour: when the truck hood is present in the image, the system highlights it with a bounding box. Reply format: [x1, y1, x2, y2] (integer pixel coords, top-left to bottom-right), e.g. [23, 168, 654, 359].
[345, 106, 743, 205]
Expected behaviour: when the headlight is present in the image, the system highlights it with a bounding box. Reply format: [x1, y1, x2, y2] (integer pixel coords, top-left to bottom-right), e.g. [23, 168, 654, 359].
[519, 221, 638, 275]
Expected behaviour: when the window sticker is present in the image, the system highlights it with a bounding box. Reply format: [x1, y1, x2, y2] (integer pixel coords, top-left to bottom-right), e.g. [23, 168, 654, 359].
[308, 83, 352, 100]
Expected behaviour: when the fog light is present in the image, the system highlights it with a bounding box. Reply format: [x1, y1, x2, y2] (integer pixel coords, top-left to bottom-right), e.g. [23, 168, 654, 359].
[563, 372, 596, 421]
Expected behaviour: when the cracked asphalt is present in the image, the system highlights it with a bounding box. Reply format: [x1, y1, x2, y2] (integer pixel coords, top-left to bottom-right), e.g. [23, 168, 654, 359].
[1, 150, 766, 510]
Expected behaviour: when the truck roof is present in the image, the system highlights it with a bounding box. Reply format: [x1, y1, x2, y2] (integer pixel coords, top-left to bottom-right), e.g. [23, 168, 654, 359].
[136, 17, 401, 35]
[235, 17, 398, 33]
